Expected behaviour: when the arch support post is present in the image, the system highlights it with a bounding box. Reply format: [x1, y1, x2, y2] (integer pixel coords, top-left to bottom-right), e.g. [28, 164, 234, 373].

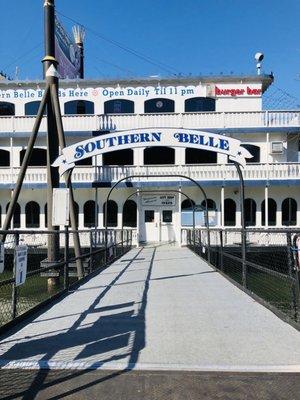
[233, 162, 247, 288]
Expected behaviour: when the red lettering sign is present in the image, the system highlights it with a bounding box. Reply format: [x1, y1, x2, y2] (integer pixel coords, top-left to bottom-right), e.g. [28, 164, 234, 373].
[215, 86, 261, 96]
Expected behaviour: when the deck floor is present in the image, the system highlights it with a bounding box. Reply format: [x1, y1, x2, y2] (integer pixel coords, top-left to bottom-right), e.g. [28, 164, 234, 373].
[0, 243, 300, 372]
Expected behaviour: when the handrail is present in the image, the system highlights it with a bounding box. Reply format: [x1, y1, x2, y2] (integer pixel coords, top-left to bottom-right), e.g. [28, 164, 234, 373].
[0, 110, 299, 133]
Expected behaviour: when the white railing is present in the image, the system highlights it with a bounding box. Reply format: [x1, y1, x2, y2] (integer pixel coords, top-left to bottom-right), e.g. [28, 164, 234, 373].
[96, 163, 300, 182]
[0, 163, 298, 185]
[0, 110, 300, 133]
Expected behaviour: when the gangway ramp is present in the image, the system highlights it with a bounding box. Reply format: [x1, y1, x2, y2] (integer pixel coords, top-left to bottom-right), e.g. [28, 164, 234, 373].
[0, 243, 299, 372]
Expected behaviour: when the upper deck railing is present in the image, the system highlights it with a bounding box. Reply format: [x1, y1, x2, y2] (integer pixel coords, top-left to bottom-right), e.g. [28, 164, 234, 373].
[0, 163, 298, 185]
[0, 110, 300, 133]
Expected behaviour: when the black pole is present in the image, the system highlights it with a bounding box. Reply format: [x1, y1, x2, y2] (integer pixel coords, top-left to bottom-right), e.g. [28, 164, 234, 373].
[78, 43, 84, 79]
[43, 0, 60, 265]
[43, 0, 55, 75]
[64, 226, 69, 289]
[50, 83, 83, 278]
[233, 162, 247, 288]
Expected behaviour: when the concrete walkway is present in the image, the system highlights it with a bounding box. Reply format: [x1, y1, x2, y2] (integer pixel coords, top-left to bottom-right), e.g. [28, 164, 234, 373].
[0, 243, 300, 372]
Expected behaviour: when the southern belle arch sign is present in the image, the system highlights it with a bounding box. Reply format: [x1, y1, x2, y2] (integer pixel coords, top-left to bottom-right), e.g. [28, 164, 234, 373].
[53, 128, 252, 174]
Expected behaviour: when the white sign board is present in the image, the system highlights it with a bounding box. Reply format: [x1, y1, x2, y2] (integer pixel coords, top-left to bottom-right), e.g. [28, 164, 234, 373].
[53, 128, 253, 174]
[52, 188, 70, 226]
[0, 243, 4, 273]
[15, 245, 28, 286]
[142, 195, 176, 206]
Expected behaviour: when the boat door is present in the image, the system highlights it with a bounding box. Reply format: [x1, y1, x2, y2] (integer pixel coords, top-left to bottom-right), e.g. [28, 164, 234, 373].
[139, 194, 177, 243]
[160, 209, 175, 242]
[143, 209, 160, 242]
[142, 208, 175, 243]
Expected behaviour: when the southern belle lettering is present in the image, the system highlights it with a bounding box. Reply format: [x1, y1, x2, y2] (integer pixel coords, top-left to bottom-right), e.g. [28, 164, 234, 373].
[74, 132, 161, 160]
[53, 128, 252, 174]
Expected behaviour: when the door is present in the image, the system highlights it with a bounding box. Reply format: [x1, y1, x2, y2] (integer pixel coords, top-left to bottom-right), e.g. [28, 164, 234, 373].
[144, 209, 160, 242]
[160, 209, 175, 242]
[142, 208, 175, 242]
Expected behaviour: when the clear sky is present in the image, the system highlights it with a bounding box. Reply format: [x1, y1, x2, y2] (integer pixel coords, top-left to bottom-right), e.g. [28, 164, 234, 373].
[0, 0, 299, 99]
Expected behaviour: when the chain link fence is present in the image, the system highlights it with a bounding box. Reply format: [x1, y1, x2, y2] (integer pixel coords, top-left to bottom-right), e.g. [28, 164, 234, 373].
[0, 228, 134, 329]
[184, 228, 300, 326]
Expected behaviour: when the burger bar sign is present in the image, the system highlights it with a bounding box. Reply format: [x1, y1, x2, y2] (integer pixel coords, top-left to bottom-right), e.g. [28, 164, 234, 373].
[214, 84, 262, 97]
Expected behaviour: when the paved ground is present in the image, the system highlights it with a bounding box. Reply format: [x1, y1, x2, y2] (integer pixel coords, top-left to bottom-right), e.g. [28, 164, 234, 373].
[1, 243, 300, 399]
[1, 369, 300, 400]
[0, 243, 300, 373]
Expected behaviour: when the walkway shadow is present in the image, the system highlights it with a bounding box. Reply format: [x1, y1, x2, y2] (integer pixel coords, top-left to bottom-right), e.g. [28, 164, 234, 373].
[0, 246, 156, 399]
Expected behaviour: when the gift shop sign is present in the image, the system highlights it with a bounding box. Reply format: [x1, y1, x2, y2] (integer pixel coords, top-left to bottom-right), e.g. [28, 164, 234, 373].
[142, 195, 176, 206]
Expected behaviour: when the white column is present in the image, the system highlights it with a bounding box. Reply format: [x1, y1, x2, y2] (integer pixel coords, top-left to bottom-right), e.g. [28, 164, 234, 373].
[236, 203, 242, 227]
[78, 205, 84, 229]
[277, 200, 282, 227]
[218, 153, 227, 164]
[266, 132, 270, 163]
[136, 189, 140, 245]
[135, 100, 144, 114]
[297, 209, 300, 227]
[175, 148, 185, 165]
[20, 205, 26, 228]
[40, 211, 46, 229]
[117, 201, 123, 228]
[1, 205, 5, 229]
[98, 202, 104, 229]
[134, 148, 144, 166]
[221, 186, 224, 227]
[264, 186, 268, 228]
[96, 154, 103, 166]
[256, 201, 261, 227]
[178, 187, 182, 245]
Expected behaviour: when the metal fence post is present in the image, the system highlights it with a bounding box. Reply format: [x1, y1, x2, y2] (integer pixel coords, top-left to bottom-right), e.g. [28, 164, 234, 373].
[64, 226, 69, 289]
[12, 232, 19, 319]
[199, 229, 202, 256]
[241, 227, 247, 288]
[89, 229, 93, 274]
[293, 264, 300, 322]
[207, 228, 211, 264]
[287, 232, 294, 277]
[220, 230, 224, 271]
[121, 228, 124, 254]
[193, 227, 196, 252]
[288, 232, 300, 320]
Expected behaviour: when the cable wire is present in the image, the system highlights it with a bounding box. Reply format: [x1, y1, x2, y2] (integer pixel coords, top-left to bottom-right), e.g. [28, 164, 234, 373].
[56, 10, 179, 75]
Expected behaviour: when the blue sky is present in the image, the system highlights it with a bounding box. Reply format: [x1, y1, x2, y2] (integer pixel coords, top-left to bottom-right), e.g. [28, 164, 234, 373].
[0, 0, 299, 99]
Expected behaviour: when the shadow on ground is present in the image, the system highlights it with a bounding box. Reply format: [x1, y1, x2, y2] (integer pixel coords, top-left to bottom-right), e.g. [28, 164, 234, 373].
[0, 247, 155, 399]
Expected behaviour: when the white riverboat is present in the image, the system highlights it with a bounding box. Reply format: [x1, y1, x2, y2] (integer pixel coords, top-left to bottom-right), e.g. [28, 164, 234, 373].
[0, 72, 299, 244]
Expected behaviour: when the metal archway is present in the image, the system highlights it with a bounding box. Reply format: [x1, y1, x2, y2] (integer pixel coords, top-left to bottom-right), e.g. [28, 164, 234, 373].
[102, 174, 210, 261]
